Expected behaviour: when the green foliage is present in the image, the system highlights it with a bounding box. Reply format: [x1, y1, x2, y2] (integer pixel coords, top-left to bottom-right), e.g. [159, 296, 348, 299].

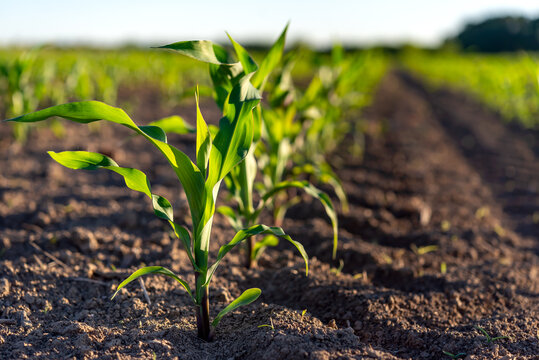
[5, 61, 307, 340]
[475, 326, 510, 344]
[401, 49, 539, 128]
[2, 28, 391, 340]
[0, 47, 208, 141]
[442, 350, 467, 359]
[159, 26, 343, 266]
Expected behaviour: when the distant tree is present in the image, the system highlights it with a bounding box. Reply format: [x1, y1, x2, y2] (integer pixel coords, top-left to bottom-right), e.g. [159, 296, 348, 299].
[451, 16, 539, 52]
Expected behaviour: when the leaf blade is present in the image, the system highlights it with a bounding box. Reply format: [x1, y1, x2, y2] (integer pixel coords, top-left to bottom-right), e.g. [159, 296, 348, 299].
[147, 115, 195, 135]
[158, 40, 235, 65]
[205, 224, 308, 285]
[251, 23, 289, 90]
[195, 89, 211, 176]
[260, 180, 339, 259]
[48, 150, 174, 221]
[111, 266, 192, 300]
[7, 101, 206, 235]
[211, 288, 261, 327]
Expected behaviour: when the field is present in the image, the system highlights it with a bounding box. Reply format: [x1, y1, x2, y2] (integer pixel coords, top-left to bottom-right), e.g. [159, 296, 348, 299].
[0, 44, 538, 359]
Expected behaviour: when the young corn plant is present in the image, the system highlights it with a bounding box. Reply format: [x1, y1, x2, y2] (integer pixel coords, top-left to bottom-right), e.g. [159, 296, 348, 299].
[4, 70, 308, 341]
[475, 326, 510, 344]
[159, 27, 339, 268]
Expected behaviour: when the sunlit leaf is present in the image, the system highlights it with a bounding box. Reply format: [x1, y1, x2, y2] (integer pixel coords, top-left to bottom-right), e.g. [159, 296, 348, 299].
[112, 266, 192, 300]
[205, 224, 308, 285]
[211, 288, 261, 327]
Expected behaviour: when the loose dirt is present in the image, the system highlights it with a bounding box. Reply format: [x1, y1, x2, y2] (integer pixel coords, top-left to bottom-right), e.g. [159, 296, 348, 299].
[0, 72, 537, 359]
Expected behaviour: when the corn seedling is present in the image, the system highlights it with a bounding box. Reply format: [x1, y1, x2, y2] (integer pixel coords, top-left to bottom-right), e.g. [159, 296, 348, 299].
[440, 261, 447, 274]
[159, 26, 339, 268]
[330, 259, 345, 276]
[257, 317, 275, 330]
[411, 244, 438, 256]
[475, 326, 510, 344]
[4, 49, 308, 340]
[401, 49, 539, 128]
[442, 350, 466, 359]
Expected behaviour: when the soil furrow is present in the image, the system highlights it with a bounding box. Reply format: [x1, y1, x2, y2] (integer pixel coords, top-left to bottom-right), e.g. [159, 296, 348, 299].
[0, 72, 537, 359]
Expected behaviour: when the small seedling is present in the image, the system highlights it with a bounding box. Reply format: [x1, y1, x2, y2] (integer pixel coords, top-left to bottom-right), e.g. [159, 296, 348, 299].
[381, 253, 392, 264]
[330, 259, 345, 276]
[493, 224, 506, 237]
[40, 303, 53, 314]
[475, 326, 510, 343]
[440, 262, 447, 274]
[300, 309, 307, 321]
[441, 220, 451, 232]
[475, 206, 490, 219]
[353, 271, 367, 281]
[442, 350, 466, 359]
[411, 244, 438, 256]
[258, 317, 275, 330]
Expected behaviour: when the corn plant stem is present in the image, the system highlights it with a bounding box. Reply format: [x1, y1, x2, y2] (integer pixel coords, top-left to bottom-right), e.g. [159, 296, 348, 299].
[246, 237, 256, 269]
[237, 157, 257, 269]
[194, 273, 213, 341]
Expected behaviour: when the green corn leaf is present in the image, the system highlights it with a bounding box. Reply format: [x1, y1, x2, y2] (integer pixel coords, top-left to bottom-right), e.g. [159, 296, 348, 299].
[226, 151, 257, 219]
[5, 101, 206, 236]
[195, 89, 211, 177]
[48, 150, 173, 221]
[260, 180, 339, 259]
[205, 224, 308, 286]
[151, 194, 174, 223]
[227, 33, 258, 74]
[320, 171, 349, 214]
[169, 222, 198, 270]
[138, 125, 167, 143]
[273, 195, 301, 228]
[147, 115, 195, 135]
[217, 205, 243, 230]
[48, 150, 118, 170]
[208, 124, 219, 139]
[251, 23, 289, 90]
[112, 266, 192, 300]
[293, 163, 349, 213]
[252, 234, 279, 260]
[211, 288, 261, 327]
[209, 62, 245, 110]
[158, 40, 235, 65]
[252, 105, 263, 144]
[206, 75, 261, 188]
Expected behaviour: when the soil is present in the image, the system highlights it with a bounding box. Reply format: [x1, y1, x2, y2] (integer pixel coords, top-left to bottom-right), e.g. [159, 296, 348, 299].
[0, 72, 537, 359]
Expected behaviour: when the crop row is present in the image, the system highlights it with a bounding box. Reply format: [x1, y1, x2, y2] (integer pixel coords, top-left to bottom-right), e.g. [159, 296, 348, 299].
[401, 49, 539, 128]
[3, 28, 388, 340]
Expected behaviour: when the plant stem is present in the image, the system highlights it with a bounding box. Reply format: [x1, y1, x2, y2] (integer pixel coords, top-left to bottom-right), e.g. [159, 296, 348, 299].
[195, 274, 213, 341]
[246, 236, 256, 269]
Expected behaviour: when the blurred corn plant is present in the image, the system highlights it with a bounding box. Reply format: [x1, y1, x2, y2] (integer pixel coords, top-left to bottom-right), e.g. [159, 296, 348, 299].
[0, 50, 61, 141]
[0, 47, 208, 142]
[401, 49, 539, 128]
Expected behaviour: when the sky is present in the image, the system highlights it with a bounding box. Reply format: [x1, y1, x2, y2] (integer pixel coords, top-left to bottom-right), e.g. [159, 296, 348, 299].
[2, 0, 539, 47]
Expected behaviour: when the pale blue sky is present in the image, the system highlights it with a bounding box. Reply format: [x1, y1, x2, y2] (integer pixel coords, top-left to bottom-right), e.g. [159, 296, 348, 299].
[2, 0, 539, 47]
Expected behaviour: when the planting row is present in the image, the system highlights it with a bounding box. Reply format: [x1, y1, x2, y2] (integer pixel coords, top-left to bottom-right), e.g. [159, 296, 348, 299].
[3, 28, 388, 341]
[401, 49, 539, 128]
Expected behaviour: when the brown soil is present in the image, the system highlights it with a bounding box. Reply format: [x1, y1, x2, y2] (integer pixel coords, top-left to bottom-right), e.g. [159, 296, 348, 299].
[0, 71, 537, 359]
